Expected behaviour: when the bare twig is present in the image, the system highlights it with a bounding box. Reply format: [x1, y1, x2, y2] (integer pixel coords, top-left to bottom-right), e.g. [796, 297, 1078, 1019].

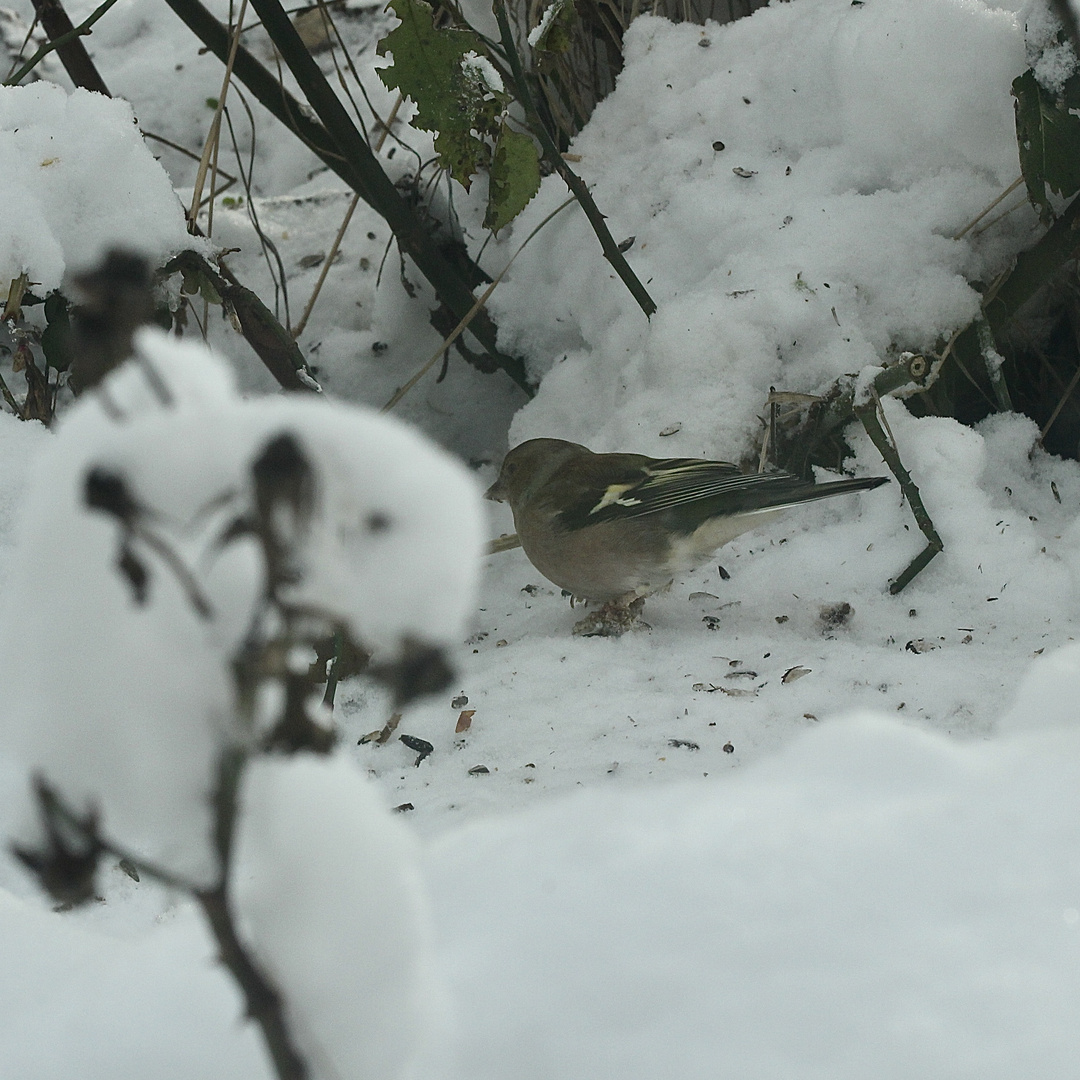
[971, 196, 1029, 240]
[292, 193, 359, 339]
[486, 532, 522, 554]
[222, 95, 292, 326]
[189, 0, 250, 229]
[196, 883, 309, 1080]
[3, 0, 120, 86]
[141, 130, 240, 206]
[197, 743, 309, 1080]
[162, 249, 315, 391]
[382, 195, 575, 411]
[19, 766, 309, 1080]
[492, 0, 657, 319]
[855, 395, 944, 594]
[953, 176, 1023, 241]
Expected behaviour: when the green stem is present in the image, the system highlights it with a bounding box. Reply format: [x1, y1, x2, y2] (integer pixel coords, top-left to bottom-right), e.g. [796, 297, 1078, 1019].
[321, 629, 343, 710]
[975, 315, 1013, 412]
[855, 400, 944, 594]
[26, 0, 111, 93]
[492, 0, 657, 319]
[4, 0, 121, 86]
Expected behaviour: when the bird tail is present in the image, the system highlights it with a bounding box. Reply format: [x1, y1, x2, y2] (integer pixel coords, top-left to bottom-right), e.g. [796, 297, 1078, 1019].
[774, 474, 890, 509]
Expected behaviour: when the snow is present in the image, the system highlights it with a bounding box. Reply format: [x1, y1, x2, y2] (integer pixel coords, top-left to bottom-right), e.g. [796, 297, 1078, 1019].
[6, 713, 1080, 1078]
[461, 52, 504, 96]
[420, 716, 1080, 1079]
[1, 0, 1080, 1076]
[1025, 0, 1080, 90]
[526, 2, 560, 47]
[486, 0, 1032, 458]
[0, 82, 198, 293]
[0, 885, 267, 1080]
[234, 753, 440, 1080]
[0, 329, 484, 883]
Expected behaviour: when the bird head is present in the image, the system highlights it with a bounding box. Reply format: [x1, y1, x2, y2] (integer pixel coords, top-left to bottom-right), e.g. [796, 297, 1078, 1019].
[485, 438, 586, 506]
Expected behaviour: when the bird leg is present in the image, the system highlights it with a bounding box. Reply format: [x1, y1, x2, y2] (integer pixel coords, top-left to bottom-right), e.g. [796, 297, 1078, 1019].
[572, 596, 649, 637]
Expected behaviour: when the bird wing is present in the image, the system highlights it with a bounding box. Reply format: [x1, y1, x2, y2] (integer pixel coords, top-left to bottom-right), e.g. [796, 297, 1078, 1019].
[554, 454, 887, 535]
[557, 455, 886, 534]
[556, 457, 764, 529]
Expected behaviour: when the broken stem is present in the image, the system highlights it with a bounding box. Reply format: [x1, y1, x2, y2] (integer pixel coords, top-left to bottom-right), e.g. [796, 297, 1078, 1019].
[855, 398, 944, 593]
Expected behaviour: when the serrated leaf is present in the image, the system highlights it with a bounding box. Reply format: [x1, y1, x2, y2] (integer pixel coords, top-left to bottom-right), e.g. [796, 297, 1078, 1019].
[530, 0, 577, 55]
[484, 124, 541, 233]
[435, 128, 491, 190]
[377, 0, 507, 188]
[1013, 68, 1080, 223]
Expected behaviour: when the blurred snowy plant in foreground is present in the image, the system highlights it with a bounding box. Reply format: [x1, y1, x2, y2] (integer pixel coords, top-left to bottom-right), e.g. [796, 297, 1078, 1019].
[0, 325, 483, 1080]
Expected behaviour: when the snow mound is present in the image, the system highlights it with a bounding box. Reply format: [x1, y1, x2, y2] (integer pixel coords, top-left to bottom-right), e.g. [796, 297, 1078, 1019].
[424, 711, 1080, 1079]
[0, 83, 198, 292]
[487, 0, 1029, 458]
[0, 330, 484, 884]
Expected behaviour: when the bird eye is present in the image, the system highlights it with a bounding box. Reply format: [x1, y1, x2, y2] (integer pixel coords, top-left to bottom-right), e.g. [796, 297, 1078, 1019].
[366, 511, 392, 534]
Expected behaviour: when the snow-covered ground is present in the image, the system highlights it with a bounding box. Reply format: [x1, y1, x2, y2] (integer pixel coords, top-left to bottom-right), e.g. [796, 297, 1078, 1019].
[3, 0, 1080, 1076]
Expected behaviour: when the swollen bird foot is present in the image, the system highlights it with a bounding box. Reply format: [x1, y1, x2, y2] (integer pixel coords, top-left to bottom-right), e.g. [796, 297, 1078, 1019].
[572, 596, 649, 638]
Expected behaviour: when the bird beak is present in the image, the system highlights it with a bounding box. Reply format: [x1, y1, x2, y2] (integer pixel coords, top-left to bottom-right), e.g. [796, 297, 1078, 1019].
[483, 478, 505, 502]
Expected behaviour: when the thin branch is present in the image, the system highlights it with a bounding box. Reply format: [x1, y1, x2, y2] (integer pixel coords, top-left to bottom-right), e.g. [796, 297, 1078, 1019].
[164, 0, 533, 393]
[223, 97, 292, 326]
[3, 11, 40, 83]
[195, 884, 309, 1080]
[143, 128, 240, 193]
[292, 192, 360, 339]
[162, 249, 315, 392]
[26, 0, 110, 92]
[23, 767, 308, 1080]
[971, 196, 1029, 240]
[493, 0, 657, 318]
[129, 521, 216, 619]
[189, 0, 250, 229]
[486, 532, 521, 554]
[3, 0, 121, 86]
[953, 176, 1023, 241]
[382, 195, 575, 411]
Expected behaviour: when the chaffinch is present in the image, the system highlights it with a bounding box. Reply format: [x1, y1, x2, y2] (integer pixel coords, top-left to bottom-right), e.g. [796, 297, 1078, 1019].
[485, 438, 889, 634]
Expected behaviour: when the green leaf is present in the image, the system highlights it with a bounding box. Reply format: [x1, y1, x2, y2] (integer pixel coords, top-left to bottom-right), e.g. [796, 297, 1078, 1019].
[377, 0, 508, 188]
[530, 0, 577, 55]
[484, 123, 541, 233]
[180, 266, 223, 306]
[1013, 68, 1080, 223]
[40, 292, 72, 373]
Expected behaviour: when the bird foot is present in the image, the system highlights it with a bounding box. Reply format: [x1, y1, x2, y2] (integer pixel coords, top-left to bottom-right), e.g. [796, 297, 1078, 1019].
[572, 597, 649, 638]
